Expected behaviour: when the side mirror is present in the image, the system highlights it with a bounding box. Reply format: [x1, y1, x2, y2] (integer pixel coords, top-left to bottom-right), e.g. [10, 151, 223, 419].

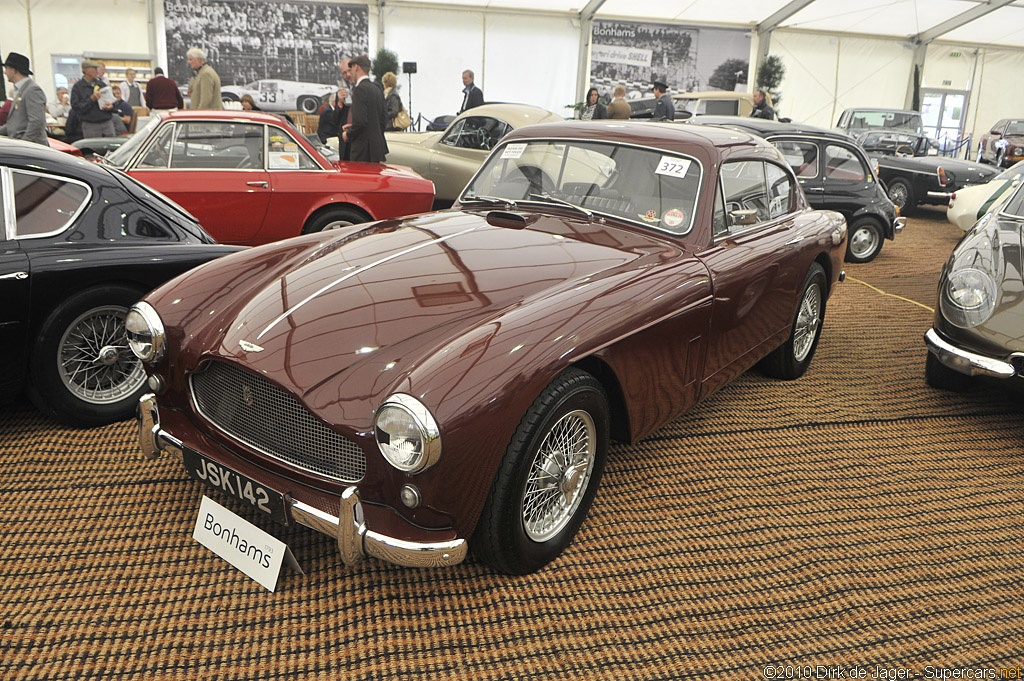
[676, 110, 693, 120]
[729, 208, 758, 226]
[991, 130, 1002, 136]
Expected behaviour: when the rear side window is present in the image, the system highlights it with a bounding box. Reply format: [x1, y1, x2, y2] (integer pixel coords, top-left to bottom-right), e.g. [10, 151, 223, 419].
[11, 169, 90, 238]
[825, 145, 866, 181]
[772, 140, 819, 178]
[172, 122, 265, 169]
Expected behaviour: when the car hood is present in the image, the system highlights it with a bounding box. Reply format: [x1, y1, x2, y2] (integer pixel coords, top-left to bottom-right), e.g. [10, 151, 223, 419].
[879, 154, 997, 185]
[177, 209, 679, 399]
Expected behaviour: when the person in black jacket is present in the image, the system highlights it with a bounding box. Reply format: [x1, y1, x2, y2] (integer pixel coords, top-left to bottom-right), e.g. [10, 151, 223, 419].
[751, 90, 776, 120]
[579, 87, 607, 120]
[459, 69, 483, 113]
[342, 55, 388, 163]
[317, 90, 343, 144]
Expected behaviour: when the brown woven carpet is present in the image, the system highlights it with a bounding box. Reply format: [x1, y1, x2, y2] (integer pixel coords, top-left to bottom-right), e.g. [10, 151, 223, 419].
[3, 208, 1024, 680]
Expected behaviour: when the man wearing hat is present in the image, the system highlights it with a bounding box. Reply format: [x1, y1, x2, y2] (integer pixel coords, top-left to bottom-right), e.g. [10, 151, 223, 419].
[652, 81, 675, 121]
[71, 59, 115, 138]
[0, 52, 48, 146]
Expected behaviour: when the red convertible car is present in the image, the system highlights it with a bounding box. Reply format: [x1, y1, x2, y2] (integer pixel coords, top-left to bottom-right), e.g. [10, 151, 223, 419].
[102, 111, 434, 245]
[129, 121, 848, 574]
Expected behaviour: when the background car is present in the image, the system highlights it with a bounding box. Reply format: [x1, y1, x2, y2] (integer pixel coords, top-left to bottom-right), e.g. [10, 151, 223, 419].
[835, 107, 997, 212]
[384, 103, 563, 204]
[947, 160, 1024, 231]
[926, 178, 1024, 392]
[102, 110, 434, 245]
[130, 121, 846, 576]
[688, 116, 902, 263]
[0, 138, 240, 427]
[221, 79, 337, 114]
[976, 118, 1024, 167]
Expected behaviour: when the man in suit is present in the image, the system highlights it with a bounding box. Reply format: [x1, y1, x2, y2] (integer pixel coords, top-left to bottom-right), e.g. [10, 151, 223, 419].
[342, 55, 388, 163]
[459, 70, 484, 114]
[652, 81, 675, 121]
[0, 52, 48, 146]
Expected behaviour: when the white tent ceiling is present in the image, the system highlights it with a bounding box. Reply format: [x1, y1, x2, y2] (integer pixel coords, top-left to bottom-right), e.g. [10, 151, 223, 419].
[388, 0, 1024, 47]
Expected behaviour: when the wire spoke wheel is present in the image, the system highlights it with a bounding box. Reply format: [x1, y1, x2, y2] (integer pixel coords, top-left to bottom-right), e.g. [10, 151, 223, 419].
[57, 305, 146, 405]
[793, 280, 822, 362]
[522, 409, 596, 542]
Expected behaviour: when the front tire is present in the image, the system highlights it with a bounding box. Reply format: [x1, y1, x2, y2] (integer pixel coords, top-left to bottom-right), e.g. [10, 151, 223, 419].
[844, 217, 884, 263]
[886, 177, 915, 213]
[758, 263, 826, 380]
[925, 351, 973, 392]
[472, 368, 609, 574]
[28, 285, 148, 427]
[301, 207, 368, 234]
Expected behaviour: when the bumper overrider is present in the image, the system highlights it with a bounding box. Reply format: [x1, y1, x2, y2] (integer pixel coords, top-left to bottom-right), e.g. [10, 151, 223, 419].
[894, 216, 906, 235]
[137, 394, 468, 569]
[924, 328, 1018, 379]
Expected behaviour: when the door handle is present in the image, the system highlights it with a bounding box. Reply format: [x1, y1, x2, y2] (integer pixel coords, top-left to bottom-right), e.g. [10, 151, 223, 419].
[0, 271, 28, 281]
[246, 181, 268, 188]
[804, 186, 825, 193]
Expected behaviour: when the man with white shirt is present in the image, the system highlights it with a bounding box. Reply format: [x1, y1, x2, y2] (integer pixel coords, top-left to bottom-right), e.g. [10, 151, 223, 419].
[342, 55, 388, 163]
[120, 68, 142, 107]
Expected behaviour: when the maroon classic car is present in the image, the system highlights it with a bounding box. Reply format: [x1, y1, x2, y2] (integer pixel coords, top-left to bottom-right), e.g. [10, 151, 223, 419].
[977, 119, 1024, 168]
[128, 121, 848, 574]
[102, 110, 434, 245]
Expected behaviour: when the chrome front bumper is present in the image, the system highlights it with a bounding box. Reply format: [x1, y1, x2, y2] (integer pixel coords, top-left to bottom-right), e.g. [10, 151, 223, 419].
[893, 216, 906, 234]
[137, 394, 467, 569]
[924, 329, 1017, 379]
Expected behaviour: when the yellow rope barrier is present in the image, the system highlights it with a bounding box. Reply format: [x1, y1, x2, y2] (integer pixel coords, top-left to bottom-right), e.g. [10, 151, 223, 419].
[846, 276, 935, 313]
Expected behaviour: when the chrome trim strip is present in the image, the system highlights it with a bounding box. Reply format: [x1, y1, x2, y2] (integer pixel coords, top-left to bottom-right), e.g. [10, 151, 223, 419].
[0, 271, 28, 280]
[924, 328, 1016, 379]
[256, 223, 485, 339]
[927, 191, 953, 199]
[1, 167, 14, 240]
[7, 167, 93, 240]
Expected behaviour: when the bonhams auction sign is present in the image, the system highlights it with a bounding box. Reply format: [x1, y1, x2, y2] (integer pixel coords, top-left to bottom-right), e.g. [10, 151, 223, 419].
[192, 496, 302, 591]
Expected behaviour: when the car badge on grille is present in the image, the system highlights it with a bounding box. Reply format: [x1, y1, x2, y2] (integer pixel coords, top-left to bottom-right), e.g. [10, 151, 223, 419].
[239, 340, 264, 353]
[241, 385, 255, 407]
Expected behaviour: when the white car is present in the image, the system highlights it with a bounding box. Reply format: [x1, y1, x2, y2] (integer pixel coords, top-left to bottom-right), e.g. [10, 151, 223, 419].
[221, 79, 337, 114]
[947, 160, 1024, 231]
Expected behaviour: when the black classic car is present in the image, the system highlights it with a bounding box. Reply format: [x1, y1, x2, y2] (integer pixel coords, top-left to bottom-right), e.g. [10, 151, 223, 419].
[0, 138, 240, 427]
[688, 116, 902, 263]
[925, 177, 1024, 391]
[835, 108, 997, 213]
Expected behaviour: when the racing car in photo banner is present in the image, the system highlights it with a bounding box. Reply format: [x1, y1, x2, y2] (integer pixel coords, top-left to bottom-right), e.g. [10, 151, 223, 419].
[221, 79, 338, 114]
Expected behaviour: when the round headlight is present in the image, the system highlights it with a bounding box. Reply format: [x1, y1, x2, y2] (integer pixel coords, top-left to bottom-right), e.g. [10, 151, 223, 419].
[940, 267, 997, 328]
[125, 301, 166, 363]
[374, 394, 441, 473]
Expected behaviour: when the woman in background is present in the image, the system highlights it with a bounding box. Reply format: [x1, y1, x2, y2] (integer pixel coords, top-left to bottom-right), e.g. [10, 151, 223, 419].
[579, 87, 607, 120]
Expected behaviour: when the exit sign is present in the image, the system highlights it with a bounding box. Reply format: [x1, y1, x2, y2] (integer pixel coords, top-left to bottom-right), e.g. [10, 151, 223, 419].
[943, 80, 952, 86]
[951, 51, 962, 57]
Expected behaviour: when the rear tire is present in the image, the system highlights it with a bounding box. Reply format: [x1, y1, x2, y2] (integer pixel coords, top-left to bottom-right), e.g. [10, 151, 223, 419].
[925, 352, 973, 392]
[472, 368, 609, 574]
[844, 218, 884, 263]
[886, 178, 915, 213]
[759, 263, 826, 380]
[297, 96, 319, 115]
[221, 92, 240, 103]
[28, 285, 148, 427]
[301, 207, 368, 234]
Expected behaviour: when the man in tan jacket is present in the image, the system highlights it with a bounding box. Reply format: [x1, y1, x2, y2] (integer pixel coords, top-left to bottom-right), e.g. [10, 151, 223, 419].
[186, 47, 222, 110]
[607, 85, 631, 120]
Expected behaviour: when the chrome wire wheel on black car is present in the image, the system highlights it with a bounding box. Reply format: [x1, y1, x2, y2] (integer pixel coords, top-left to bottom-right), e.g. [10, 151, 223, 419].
[886, 178, 914, 214]
[29, 284, 148, 427]
[472, 368, 609, 574]
[522, 409, 597, 541]
[57, 305, 145, 405]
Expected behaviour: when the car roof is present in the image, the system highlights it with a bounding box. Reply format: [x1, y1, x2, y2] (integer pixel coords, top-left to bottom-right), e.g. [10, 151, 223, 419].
[456, 102, 563, 128]
[162, 109, 290, 125]
[502, 120, 781, 163]
[687, 116, 856, 141]
[1, 138, 117, 182]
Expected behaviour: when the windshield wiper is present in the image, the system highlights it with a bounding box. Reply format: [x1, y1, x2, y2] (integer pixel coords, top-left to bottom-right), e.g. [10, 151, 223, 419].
[460, 194, 517, 210]
[529, 192, 594, 222]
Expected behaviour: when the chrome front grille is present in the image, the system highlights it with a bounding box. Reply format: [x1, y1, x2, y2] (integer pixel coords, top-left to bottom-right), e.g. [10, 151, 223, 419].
[190, 361, 365, 482]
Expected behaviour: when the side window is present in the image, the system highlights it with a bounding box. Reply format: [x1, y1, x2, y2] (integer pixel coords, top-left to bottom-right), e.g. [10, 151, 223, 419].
[720, 160, 770, 229]
[712, 179, 728, 238]
[137, 123, 174, 169]
[12, 169, 90, 238]
[765, 163, 794, 218]
[171, 122, 264, 169]
[824, 144, 866, 182]
[772, 140, 819, 178]
[440, 116, 505, 150]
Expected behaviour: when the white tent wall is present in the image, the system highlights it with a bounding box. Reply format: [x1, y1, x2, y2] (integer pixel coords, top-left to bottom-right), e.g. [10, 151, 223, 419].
[384, 5, 578, 122]
[768, 30, 913, 129]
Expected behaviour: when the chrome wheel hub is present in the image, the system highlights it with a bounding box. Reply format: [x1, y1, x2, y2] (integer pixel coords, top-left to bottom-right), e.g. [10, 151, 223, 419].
[793, 283, 822, 362]
[522, 409, 596, 542]
[58, 306, 146, 405]
[850, 226, 879, 259]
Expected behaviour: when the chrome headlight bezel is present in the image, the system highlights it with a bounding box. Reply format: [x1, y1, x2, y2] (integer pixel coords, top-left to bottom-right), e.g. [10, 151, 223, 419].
[125, 301, 166, 363]
[940, 267, 998, 329]
[374, 393, 442, 474]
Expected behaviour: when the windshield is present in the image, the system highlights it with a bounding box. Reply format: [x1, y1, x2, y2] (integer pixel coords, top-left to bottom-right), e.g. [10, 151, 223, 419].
[1004, 121, 1024, 136]
[995, 160, 1024, 182]
[462, 139, 702, 235]
[674, 98, 698, 115]
[1000, 179, 1024, 218]
[105, 116, 162, 168]
[847, 111, 923, 135]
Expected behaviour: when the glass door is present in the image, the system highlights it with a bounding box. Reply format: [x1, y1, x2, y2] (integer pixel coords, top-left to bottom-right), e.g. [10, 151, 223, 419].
[921, 89, 967, 155]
